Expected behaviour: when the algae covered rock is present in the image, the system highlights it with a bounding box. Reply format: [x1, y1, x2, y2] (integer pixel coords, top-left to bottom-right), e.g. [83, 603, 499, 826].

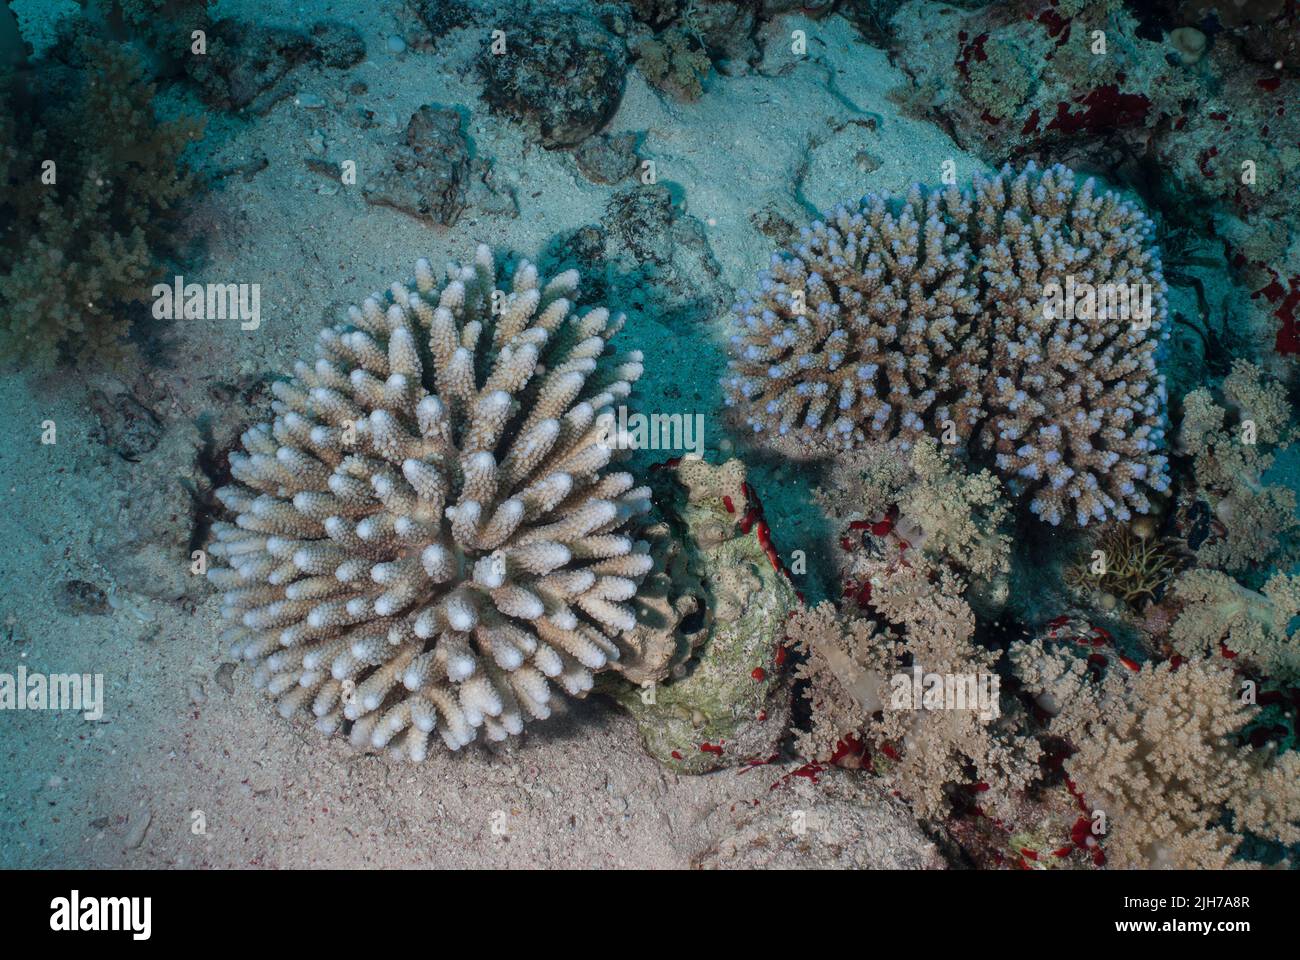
[574, 131, 639, 184]
[607, 459, 800, 774]
[476, 10, 628, 148]
[693, 764, 945, 869]
[362, 105, 470, 226]
[634, 26, 711, 101]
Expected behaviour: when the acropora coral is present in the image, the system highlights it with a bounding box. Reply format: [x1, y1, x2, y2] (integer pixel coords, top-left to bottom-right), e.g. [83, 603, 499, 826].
[723, 163, 1170, 526]
[207, 246, 656, 758]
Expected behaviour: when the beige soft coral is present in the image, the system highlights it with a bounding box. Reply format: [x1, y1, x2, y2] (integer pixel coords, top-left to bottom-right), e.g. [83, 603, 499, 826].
[1012, 647, 1300, 868]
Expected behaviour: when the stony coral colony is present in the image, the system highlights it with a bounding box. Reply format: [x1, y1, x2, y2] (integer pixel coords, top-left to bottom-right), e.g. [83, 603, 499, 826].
[724, 162, 1171, 527]
[208, 246, 654, 760]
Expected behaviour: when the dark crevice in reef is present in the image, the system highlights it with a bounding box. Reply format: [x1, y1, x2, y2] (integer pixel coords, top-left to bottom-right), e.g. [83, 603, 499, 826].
[185, 413, 231, 556]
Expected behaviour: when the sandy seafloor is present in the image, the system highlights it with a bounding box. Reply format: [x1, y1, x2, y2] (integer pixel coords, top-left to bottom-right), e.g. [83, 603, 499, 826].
[1, 0, 1291, 870]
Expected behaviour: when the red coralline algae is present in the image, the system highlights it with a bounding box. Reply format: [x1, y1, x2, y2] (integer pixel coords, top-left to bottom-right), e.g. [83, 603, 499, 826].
[1252, 273, 1300, 355]
[1045, 85, 1152, 134]
[1197, 146, 1219, 178]
[955, 31, 989, 79]
[1036, 6, 1071, 46]
[770, 760, 826, 791]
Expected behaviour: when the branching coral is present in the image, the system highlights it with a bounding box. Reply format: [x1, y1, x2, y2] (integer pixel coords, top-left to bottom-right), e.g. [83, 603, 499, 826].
[1170, 569, 1300, 682]
[725, 180, 982, 453]
[723, 163, 1170, 526]
[1178, 360, 1297, 574]
[207, 246, 655, 759]
[1013, 648, 1300, 868]
[0, 33, 202, 366]
[1063, 523, 1183, 610]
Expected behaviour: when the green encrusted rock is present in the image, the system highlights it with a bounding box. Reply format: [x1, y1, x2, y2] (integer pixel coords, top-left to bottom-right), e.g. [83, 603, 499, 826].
[607, 459, 800, 773]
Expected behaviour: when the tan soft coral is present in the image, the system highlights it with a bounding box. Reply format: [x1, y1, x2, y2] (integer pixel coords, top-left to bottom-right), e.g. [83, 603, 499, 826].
[1170, 569, 1300, 682]
[812, 438, 913, 525]
[634, 25, 710, 102]
[1015, 653, 1300, 868]
[787, 563, 1040, 821]
[866, 563, 1041, 821]
[786, 602, 890, 763]
[0, 36, 202, 365]
[899, 436, 1011, 583]
[824, 438, 1012, 616]
[1178, 360, 1298, 573]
